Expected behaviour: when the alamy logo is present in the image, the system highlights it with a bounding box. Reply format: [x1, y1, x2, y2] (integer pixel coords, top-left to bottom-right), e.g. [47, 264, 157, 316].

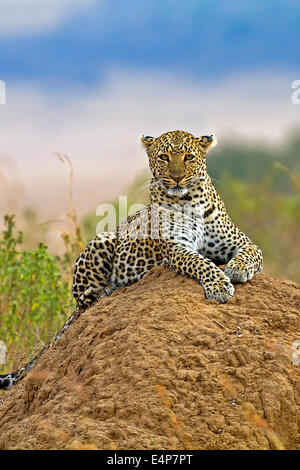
[291, 80, 300, 104]
[0, 81, 6, 104]
[95, 197, 206, 244]
[0, 341, 7, 365]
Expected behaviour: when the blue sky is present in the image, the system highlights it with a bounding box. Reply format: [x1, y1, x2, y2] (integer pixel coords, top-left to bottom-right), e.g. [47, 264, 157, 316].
[0, 0, 299, 88]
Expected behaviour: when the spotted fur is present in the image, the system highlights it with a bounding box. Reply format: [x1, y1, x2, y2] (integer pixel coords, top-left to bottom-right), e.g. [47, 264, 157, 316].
[0, 130, 263, 389]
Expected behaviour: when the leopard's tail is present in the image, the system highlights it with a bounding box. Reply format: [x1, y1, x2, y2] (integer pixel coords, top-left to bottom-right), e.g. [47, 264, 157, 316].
[0, 306, 83, 390]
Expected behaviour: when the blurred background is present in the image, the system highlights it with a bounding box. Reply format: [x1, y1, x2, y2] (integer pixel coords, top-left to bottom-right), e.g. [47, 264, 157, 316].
[0, 0, 300, 280]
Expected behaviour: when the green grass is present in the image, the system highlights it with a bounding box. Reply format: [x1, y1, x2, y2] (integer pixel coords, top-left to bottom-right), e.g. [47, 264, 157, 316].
[0, 215, 72, 372]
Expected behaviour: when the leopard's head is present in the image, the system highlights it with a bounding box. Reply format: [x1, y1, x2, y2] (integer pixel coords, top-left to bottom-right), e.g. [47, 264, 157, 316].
[140, 130, 216, 197]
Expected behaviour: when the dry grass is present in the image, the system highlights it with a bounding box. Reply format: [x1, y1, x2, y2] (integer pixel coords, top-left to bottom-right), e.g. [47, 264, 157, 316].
[0, 154, 84, 373]
[38, 153, 85, 287]
[219, 375, 285, 450]
[155, 384, 194, 450]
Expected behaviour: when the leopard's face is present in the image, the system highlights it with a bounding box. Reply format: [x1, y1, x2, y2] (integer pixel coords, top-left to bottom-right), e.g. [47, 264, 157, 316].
[141, 130, 216, 197]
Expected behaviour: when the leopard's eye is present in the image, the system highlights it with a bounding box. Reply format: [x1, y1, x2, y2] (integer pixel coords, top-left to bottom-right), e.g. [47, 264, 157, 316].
[185, 154, 195, 161]
[158, 154, 169, 162]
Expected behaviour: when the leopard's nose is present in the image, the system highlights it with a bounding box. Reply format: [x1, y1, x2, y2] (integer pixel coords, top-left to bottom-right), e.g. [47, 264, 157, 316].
[172, 176, 184, 183]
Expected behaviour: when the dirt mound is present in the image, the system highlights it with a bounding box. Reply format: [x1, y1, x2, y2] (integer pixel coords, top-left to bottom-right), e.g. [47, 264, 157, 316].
[0, 266, 299, 450]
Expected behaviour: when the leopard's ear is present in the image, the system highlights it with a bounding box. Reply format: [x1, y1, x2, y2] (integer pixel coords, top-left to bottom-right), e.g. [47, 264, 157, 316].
[196, 134, 218, 152]
[140, 134, 155, 149]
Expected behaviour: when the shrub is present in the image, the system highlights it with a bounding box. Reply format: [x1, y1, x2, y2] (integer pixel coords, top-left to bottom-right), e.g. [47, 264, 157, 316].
[0, 215, 72, 371]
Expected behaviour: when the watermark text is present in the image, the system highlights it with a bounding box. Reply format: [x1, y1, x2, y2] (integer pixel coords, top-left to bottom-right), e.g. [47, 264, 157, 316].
[291, 80, 300, 104]
[0, 81, 6, 104]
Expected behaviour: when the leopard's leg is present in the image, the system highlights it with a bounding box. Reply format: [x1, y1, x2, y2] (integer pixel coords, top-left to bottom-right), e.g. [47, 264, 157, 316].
[72, 232, 117, 308]
[162, 241, 234, 303]
[203, 208, 263, 284]
[224, 242, 263, 283]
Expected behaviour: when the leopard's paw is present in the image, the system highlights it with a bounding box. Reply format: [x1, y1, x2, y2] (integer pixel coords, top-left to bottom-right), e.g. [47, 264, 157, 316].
[203, 275, 234, 304]
[224, 260, 255, 283]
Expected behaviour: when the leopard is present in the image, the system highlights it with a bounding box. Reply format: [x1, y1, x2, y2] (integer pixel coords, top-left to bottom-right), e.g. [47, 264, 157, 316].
[0, 130, 263, 390]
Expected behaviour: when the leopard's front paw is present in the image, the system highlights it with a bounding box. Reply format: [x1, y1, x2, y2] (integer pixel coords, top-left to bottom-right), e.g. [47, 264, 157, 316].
[224, 260, 255, 283]
[203, 275, 234, 304]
